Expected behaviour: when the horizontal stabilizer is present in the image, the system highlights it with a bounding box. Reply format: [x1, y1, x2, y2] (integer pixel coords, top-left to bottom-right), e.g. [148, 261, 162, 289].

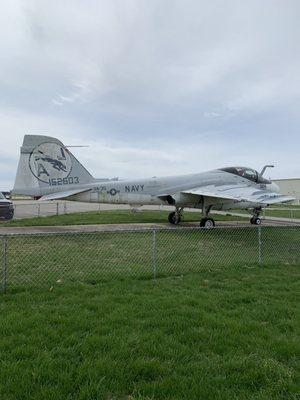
[38, 188, 90, 201]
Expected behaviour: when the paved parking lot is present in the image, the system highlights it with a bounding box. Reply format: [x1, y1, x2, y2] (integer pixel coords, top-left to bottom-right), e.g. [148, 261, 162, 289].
[13, 200, 138, 219]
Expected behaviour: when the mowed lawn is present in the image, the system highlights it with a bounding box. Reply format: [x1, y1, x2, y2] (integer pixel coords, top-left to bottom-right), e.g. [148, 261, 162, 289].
[3, 226, 300, 289]
[1, 265, 299, 400]
[4, 209, 243, 227]
[263, 209, 300, 219]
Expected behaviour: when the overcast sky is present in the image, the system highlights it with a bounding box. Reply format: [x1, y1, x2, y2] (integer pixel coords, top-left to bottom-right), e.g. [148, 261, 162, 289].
[1, 0, 300, 190]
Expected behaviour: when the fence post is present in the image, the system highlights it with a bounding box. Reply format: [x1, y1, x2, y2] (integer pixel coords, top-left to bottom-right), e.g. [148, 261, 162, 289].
[152, 229, 157, 279]
[56, 202, 59, 216]
[2, 236, 8, 292]
[258, 226, 262, 266]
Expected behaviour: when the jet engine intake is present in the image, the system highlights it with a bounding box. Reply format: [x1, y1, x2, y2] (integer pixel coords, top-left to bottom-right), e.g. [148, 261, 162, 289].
[172, 192, 199, 207]
[165, 195, 175, 205]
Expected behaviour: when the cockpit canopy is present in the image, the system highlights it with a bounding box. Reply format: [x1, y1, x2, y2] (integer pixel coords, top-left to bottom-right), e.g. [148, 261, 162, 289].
[220, 167, 271, 184]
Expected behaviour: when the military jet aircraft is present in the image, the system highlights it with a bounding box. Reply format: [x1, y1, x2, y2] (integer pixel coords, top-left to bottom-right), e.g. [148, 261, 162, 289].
[13, 135, 294, 227]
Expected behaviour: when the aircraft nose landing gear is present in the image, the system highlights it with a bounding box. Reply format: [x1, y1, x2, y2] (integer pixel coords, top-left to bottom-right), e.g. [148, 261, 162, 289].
[250, 208, 262, 225]
[250, 216, 262, 225]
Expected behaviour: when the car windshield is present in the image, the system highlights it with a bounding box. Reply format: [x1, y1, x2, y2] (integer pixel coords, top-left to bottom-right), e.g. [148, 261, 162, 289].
[220, 167, 258, 182]
[0, 192, 5, 199]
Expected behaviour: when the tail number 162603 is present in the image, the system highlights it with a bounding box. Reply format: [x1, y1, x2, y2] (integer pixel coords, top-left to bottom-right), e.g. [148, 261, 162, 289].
[49, 177, 79, 186]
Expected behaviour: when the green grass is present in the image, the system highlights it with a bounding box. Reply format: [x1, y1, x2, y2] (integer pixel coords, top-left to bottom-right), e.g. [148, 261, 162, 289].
[4, 226, 300, 289]
[271, 204, 300, 209]
[263, 209, 300, 219]
[1, 266, 299, 399]
[3, 209, 243, 227]
[260, 203, 300, 219]
[236, 207, 300, 220]
[4, 208, 300, 229]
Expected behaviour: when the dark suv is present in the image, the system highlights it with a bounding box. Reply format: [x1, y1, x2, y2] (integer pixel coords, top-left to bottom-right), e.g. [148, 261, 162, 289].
[0, 192, 14, 220]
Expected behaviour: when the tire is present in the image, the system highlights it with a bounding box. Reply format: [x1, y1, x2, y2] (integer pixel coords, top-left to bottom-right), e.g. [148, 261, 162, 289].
[168, 212, 181, 225]
[200, 217, 215, 228]
[4, 213, 13, 221]
[250, 217, 261, 225]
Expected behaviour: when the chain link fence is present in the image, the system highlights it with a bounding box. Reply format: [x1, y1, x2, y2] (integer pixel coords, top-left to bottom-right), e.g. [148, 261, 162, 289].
[12, 201, 169, 219]
[1, 225, 299, 292]
[12, 201, 127, 219]
[11, 200, 300, 222]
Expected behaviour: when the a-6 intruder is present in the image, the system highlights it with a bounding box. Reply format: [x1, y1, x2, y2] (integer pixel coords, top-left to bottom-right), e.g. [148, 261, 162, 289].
[13, 135, 294, 227]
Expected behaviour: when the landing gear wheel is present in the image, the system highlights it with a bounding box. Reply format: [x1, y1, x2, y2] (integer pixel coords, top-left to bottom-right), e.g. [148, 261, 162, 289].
[250, 217, 261, 225]
[168, 211, 181, 225]
[200, 217, 215, 228]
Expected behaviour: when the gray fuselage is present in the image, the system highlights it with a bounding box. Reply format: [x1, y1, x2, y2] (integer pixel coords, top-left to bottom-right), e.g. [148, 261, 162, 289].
[60, 169, 277, 211]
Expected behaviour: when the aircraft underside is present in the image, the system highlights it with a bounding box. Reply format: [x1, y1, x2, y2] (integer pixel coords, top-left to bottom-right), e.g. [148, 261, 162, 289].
[69, 190, 264, 228]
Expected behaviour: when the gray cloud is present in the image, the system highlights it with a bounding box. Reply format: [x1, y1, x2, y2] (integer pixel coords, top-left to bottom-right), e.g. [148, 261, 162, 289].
[0, 0, 300, 189]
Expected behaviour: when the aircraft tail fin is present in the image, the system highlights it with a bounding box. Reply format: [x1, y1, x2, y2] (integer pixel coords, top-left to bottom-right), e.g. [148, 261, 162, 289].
[13, 135, 95, 197]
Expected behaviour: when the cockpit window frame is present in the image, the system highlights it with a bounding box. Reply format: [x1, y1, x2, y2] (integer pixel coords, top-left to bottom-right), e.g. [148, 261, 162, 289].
[220, 167, 271, 184]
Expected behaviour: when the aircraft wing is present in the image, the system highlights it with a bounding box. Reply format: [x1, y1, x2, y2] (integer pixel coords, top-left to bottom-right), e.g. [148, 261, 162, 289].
[182, 184, 295, 205]
[38, 188, 91, 201]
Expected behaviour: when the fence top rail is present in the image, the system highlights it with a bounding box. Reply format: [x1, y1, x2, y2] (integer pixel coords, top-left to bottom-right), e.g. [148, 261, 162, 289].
[0, 224, 299, 238]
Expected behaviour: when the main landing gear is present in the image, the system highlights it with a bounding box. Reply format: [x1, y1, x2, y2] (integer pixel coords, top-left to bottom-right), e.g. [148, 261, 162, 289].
[168, 208, 183, 225]
[168, 206, 216, 228]
[200, 217, 215, 228]
[250, 208, 262, 225]
[200, 205, 215, 228]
